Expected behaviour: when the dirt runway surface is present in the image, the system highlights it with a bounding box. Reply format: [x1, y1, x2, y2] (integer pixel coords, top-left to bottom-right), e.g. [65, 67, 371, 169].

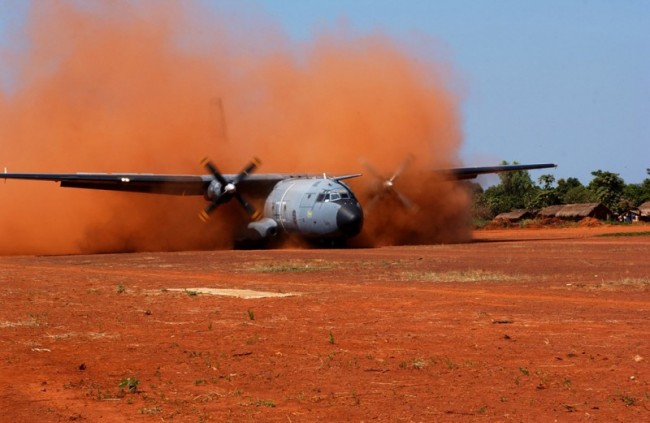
[1, 226, 649, 422]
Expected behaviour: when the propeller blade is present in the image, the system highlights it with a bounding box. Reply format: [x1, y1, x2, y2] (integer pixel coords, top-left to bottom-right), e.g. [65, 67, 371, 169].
[389, 154, 413, 183]
[235, 193, 262, 220]
[360, 158, 386, 181]
[232, 157, 261, 185]
[198, 193, 229, 221]
[201, 157, 228, 186]
[395, 190, 417, 211]
[199, 204, 217, 222]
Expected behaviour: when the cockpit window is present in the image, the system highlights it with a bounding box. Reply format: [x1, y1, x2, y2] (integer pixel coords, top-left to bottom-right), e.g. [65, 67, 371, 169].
[317, 190, 353, 202]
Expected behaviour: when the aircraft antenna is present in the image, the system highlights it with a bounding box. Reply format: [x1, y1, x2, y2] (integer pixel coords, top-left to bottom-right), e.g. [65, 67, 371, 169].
[210, 97, 229, 146]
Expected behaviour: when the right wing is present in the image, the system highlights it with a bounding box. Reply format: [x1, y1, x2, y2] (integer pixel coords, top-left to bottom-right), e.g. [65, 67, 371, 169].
[440, 163, 557, 180]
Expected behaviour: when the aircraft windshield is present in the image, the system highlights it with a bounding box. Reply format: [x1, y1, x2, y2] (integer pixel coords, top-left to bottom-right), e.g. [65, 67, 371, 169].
[318, 190, 352, 202]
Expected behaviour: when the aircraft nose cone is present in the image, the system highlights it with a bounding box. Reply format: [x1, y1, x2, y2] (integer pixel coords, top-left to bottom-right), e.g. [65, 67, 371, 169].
[336, 203, 363, 238]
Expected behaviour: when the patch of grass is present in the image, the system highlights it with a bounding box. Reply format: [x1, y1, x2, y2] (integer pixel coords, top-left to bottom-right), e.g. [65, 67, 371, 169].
[328, 331, 335, 345]
[570, 278, 650, 291]
[246, 309, 255, 321]
[399, 358, 426, 370]
[95, 388, 115, 400]
[443, 356, 458, 370]
[118, 377, 140, 394]
[254, 399, 276, 408]
[518, 219, 536, 228]
[608, 278, 649, 288]
[412, 358, 426, 369]
[185, 289, 199, 297]
[598, 231, 650, 238]
[242, 259, 335, 273]
[618, 394, 637, 406]
[116, 283, 126, 294]
[351, 390, 361, 406]
[472, 218, 491, 229]
[402, 270, 528, 283]
[139, 407, 161, 415]
[326, 351, 339, 361]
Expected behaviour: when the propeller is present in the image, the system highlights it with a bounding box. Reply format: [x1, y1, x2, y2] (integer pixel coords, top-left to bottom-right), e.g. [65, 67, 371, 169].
[199, 157, 262, 222]
[361, 155, 418, 213]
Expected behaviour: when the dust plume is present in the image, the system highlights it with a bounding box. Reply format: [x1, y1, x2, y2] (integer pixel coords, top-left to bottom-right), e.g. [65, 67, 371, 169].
[0, 1, 470, 255]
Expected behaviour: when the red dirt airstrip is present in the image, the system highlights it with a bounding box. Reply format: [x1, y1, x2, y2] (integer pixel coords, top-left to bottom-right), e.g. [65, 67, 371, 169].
[1, 225, 649, 422]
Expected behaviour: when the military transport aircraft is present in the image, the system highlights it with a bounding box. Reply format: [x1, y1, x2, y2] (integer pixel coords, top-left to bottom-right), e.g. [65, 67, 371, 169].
[2, 159, 555, 245]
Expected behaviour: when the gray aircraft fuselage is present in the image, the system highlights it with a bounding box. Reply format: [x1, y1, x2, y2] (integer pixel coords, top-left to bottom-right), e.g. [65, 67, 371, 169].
[247, 177, 363, 242]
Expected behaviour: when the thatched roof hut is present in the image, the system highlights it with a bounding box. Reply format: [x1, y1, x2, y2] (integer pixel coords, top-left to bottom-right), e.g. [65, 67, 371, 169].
[554, 203, 612, 220]
[538, 203, 612, 220]
[538, 204, 564, 218]
[638, 202, 650, 220]
[494, 209, 535, 222]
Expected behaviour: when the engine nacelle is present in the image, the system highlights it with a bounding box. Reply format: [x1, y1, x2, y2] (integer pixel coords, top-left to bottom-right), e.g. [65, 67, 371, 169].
[205, 180, 222, 201]
[246, 217, 279, 240]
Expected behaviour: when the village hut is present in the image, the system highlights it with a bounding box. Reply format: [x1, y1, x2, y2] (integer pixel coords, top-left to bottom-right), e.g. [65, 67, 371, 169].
[494, 209, 536, 223]
[554, 203, 612, 221]
[638, 202, 650, 221]
[538, 204, 564, 218]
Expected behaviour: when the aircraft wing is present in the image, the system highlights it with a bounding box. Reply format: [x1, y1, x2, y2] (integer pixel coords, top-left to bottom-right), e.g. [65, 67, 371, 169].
[441, 163, 557, 180]
[1, 172, 309, 196]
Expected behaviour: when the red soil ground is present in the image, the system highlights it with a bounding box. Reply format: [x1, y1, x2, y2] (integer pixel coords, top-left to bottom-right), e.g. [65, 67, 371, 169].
[1, 225, 649, 422]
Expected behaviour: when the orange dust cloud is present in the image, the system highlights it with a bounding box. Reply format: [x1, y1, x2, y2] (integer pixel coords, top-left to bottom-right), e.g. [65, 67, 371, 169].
[0, 1, 469, 255]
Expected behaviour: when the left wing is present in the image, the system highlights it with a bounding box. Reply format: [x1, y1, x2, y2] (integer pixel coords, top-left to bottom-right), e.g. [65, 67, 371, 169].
[1, 172, 308, 197]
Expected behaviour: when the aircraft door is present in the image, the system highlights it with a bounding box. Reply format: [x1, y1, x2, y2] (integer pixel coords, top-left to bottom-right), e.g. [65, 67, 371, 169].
[300, 192, 317, 208]
[273, 201, 283, 221]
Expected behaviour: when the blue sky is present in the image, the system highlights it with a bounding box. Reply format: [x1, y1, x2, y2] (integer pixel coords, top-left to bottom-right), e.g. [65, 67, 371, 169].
[238, 0, 650, 185]
[2, 1, 649, 184]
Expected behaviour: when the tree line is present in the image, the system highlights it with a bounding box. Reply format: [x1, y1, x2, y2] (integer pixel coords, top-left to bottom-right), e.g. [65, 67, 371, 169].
[471, 162, 650, 221]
